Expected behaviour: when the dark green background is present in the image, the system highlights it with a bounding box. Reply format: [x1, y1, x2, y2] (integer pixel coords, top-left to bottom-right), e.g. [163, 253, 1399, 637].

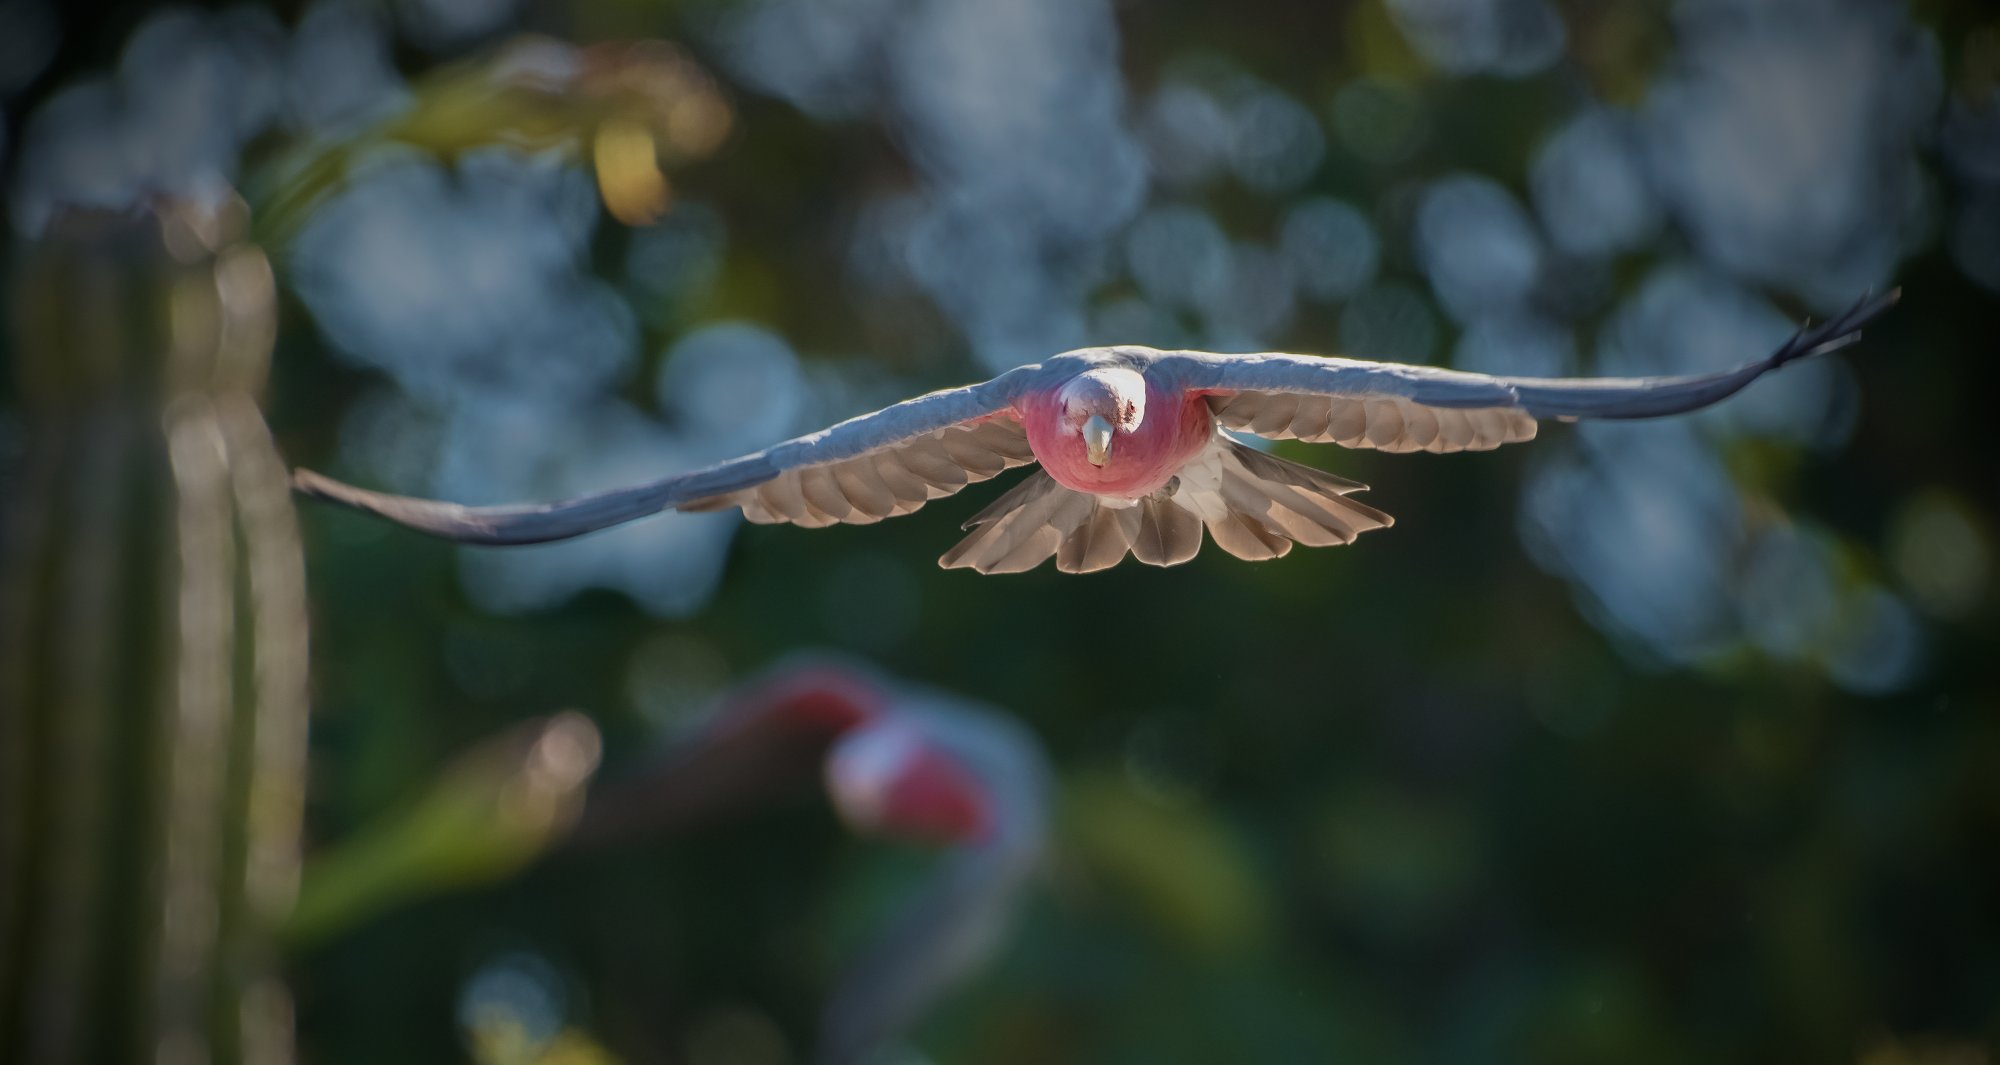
[5, 0, 1997, 1061]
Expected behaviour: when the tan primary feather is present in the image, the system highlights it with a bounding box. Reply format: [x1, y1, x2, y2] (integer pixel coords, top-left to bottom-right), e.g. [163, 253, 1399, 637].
[699, 418, 1036, 527]
[1208, 392, 1538, 453]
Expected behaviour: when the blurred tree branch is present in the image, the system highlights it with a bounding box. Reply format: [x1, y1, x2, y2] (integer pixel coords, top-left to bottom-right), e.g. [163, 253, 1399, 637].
[248, 37, 733, 249]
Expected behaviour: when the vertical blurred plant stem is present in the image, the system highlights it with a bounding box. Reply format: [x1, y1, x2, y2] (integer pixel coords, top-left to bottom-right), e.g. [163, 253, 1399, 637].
[0, 199, 308, 1065]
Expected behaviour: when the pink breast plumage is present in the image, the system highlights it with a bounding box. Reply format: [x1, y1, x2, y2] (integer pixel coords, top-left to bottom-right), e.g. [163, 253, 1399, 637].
[1018, 384, 1217, 499]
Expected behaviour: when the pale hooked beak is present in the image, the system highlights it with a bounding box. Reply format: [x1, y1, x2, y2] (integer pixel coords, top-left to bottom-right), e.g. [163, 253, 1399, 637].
[1082, 415, 1114, 467]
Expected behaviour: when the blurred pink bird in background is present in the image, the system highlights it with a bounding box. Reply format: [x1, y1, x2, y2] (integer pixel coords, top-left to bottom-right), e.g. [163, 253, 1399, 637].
[295, 293, 1895, 574]
[290, 660, 1048, 1065]
[569, 660, 1049, 1065]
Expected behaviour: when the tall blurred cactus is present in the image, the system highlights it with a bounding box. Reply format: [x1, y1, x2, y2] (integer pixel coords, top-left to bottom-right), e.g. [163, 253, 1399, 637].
[0, 201, 308, 1065]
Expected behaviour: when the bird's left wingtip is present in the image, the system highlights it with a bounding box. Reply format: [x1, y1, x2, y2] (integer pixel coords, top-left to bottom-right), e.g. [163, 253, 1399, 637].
[289, 466, 489, 541]
[292, 467, 338, 498]
[292, 467, 405, 514]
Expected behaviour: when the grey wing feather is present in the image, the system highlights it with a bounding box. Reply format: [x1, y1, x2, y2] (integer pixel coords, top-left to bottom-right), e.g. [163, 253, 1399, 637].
[1167, 291, 1897, 452]
[292, 366, 1049, 545]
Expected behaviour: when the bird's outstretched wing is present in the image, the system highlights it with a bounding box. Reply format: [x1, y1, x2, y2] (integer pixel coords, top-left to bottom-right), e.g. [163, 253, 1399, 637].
[1161, 291, 1898, 453]
[293, 367, 1045, 545]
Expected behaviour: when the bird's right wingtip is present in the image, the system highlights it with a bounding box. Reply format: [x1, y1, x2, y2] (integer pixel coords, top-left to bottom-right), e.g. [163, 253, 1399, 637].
[1856, 287, 1902, 325]
[1843, 287, 1900, 330]
[1771, 288, 1903, 369]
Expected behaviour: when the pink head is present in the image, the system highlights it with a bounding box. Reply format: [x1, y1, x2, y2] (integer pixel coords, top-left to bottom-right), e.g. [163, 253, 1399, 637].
[1056, 368, 1148, 468]
[825, 721, 991, 845]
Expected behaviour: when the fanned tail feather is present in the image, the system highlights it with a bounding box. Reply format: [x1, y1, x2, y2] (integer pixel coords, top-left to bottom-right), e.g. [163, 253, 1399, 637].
[1204, 441, 1393, 551]
[938, 440, 1393, 574]
[938, 472, 1096, 574]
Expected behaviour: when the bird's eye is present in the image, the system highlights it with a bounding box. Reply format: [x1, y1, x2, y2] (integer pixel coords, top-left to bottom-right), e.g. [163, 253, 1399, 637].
[1123, 402, 1135, 420]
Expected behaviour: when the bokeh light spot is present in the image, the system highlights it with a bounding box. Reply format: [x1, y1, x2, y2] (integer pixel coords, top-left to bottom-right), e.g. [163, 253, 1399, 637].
[1339, 282, 1439, 361]
[1384, 0, 1566, 78]
[1452, 311, 1576, 377]
[684, 1003, 793, 1065]
[1330, 76, 1428, 165]
[1531, 106, 1662, 259]
[1280, 197, 1380, 303]
[657, 322, 806, 455]
[1415, 173, 1544, 323]
[1888, 491, 1990, 620]
[458, 951, 567, 1063]
[625, 631, 732, 730]
[1227, 85, 1326, 195]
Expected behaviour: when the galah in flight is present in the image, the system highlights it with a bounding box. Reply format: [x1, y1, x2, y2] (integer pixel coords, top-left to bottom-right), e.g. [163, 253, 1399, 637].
[294, 293, 1895, 574]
